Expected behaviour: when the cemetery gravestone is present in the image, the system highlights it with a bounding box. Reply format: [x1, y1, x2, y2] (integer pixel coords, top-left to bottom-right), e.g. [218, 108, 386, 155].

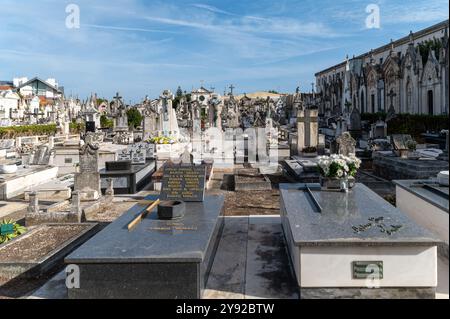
[130, 144, 146, 165]
[74, 143, 101, 201]
[160, 165, 206, 202]
[336, 132, 356, 156]
[391, 134, 415, 158]
[297, 109, 318, 155]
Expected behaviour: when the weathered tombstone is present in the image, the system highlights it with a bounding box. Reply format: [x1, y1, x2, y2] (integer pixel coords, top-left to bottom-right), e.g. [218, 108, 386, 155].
[130, 144, 146, 165]
[70, 190, 82, 220]
[336, 132, 356, 156]
[349, 107, 362, 139]
[391, 134, 415, 158]
[117, 148, 132, 161]
[160, 165, 206, 202]
[371, 120, 387, 139]
[437, 130, 449, 161]
[144, 143, 155, 159]
[85, 132, 104, 145]
[143, 107, 158, 141]
[74, 143, 101, 201]
[297, 109, 318, 154]
[318, 134, 326, 155]
[180, 147, 194, 164]
[27, 191, 39, 215]
[105, 178, 114, 196]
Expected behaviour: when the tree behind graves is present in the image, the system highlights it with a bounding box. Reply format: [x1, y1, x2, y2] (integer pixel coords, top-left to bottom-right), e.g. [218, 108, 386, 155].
[100, 115, 114, 128]
[127, 108, 143, 129]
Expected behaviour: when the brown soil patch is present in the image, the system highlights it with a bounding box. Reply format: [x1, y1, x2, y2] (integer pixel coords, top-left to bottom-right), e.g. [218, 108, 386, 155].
[0, 225, 87, 262]
[224, 190, 280, 216]
[85, 201, 137, 223]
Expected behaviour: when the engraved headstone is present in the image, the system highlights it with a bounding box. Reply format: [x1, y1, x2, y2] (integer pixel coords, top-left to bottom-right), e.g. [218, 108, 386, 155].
[117, 148, 132, 161]
[160, 165, 206, 202]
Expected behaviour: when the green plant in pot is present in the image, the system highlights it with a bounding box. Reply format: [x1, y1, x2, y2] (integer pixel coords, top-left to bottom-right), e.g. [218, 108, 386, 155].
[0, 219, 26, 245]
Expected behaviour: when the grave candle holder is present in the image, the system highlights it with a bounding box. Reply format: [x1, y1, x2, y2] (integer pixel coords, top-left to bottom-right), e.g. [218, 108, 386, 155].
[157, 200, 186, 220]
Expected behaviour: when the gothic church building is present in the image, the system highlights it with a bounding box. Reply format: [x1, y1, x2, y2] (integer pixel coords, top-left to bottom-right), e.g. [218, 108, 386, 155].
[315, 20, 449, 116]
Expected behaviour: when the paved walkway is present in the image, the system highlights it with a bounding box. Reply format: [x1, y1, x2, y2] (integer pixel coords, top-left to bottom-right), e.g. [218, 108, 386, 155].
[204, 216, 298, 299]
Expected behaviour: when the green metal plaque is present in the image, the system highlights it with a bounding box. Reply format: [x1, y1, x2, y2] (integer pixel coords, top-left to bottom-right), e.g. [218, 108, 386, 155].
[352, 261, 383, 279]
[0, 224, 14, 236]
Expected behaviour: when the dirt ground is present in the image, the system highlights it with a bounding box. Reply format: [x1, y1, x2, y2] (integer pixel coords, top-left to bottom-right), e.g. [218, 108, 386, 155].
[223, 191, 280, 216]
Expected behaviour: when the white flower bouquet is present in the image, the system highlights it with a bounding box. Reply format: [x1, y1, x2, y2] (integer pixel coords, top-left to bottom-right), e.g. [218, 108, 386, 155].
[317, 154, 361, 179]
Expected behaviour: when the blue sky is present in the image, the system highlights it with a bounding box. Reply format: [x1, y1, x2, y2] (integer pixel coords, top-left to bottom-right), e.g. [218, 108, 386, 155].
[0, 0, 448, 102]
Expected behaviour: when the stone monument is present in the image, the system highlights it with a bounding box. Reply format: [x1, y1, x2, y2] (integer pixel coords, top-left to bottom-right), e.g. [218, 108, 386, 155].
[336, 132, 356, 156]
[74, 143, 101, 201]
[297, 109, 318, 154]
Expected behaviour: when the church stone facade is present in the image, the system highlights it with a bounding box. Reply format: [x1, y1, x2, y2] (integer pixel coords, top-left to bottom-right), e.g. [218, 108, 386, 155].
[315, 20, 449, 116]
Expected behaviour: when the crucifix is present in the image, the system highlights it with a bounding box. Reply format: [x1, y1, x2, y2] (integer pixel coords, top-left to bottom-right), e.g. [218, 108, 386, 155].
[229, 84, 235, 96]
[113, 92, 122, 113]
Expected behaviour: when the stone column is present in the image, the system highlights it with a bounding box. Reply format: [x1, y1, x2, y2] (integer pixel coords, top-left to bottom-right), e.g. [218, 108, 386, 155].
[27, 192, 39, 214]
[105, 178, 114, 197]
[71, 191, 81, 214]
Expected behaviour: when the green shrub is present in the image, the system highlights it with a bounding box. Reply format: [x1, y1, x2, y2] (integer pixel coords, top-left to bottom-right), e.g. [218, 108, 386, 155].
[0, 124, 57, 138]
[361, 113, 449, 139]
[100, 115, 114, 128]
[69, 122, 85, 134]
[127, 108, 143, 129]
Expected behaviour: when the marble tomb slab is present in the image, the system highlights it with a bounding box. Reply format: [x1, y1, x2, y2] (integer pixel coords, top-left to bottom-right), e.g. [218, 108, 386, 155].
[65, 194, 225, 299]
[280, 183, 440, 299]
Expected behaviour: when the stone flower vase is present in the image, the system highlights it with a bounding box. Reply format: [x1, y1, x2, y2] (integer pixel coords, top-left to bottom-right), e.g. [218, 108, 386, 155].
[320, 176, 355, 190]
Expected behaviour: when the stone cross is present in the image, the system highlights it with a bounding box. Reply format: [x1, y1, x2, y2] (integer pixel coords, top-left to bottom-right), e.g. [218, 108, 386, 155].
[297, 109, 318, 154]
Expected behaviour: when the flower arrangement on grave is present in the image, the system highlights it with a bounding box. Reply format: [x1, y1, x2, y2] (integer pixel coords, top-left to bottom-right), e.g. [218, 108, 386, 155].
[317, 154, 361, 178]
[149, 136, 178, 145]
[317, 154, 361, 191]
[0, 220, 26, 245]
